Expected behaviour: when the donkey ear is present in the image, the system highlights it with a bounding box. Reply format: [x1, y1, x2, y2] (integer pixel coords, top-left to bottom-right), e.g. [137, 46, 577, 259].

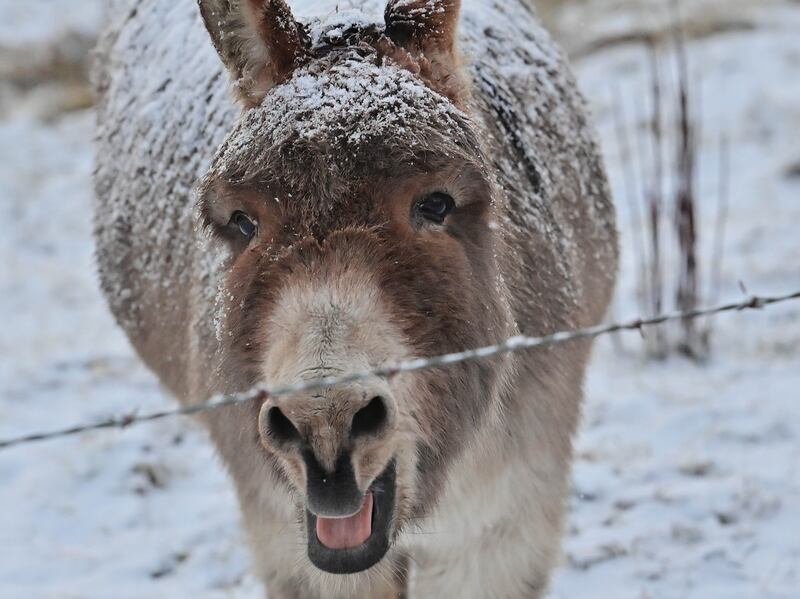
[384, 0, 466, 103]
[385, 0, 461, 55]
[199, 0, 310, 108]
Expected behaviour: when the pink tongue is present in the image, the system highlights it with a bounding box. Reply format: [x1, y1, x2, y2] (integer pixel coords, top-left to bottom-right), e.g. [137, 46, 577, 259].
[315, 492, 373, 550]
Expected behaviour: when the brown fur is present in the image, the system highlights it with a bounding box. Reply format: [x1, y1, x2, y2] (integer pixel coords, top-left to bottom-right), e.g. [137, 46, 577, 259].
[200, 0, 311, 107]
[92, 0, 618, 596]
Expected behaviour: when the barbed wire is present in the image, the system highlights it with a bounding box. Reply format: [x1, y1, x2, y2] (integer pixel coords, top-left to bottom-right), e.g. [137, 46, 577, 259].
[1, 290, 798, 452]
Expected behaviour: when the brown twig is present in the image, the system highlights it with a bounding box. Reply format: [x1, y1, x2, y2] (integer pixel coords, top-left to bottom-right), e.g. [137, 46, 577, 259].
[672, 0, 702, 358]
[645, 37, 668, 358]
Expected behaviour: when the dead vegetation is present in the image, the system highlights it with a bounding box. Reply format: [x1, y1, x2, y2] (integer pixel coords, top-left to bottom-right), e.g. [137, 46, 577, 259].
[0, 31, 96, 120]
[602, 2, 733, 360]
[540, 0, 752, 360]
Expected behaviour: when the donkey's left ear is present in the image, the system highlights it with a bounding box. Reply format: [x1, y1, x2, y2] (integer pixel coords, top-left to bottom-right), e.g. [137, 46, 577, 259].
[199, 0, 310, 108]
[384, 0, 467, 104]
[385, 0, 461, 55]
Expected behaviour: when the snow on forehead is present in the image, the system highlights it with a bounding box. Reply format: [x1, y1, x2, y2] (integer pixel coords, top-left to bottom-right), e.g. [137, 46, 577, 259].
[209, 55, 473, 181]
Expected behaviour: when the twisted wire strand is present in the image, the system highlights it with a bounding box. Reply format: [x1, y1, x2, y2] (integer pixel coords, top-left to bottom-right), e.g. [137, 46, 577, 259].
[1, 290, 798, 451]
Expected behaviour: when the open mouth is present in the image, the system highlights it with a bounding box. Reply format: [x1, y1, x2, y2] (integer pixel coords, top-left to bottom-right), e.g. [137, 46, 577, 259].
[306, 459, 396, 574]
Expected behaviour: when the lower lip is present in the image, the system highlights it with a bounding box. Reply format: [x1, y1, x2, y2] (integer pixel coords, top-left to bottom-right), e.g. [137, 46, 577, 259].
[305, 459, 397, 575]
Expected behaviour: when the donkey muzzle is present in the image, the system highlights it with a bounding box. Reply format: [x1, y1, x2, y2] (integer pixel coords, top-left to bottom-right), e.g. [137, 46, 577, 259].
[257, 386, 399, 573]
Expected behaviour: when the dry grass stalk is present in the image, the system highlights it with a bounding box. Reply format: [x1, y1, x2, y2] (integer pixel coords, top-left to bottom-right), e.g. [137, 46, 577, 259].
[704, 134, 731, 343]
[613, 0, 730, 361]
[645, 38, 668, 358]
[671, 0, 704, 358]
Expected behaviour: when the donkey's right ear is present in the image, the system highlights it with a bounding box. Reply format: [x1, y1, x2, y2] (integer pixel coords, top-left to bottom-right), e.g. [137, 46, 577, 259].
[199, 0, 310, 108]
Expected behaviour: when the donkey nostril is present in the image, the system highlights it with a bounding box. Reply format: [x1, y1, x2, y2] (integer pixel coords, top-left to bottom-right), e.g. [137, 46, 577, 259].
[266, 407, 301, 447]
[351, 396, 389, 439]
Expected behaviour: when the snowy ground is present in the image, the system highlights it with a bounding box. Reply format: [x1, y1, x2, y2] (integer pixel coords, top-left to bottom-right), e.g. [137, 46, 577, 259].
[1, 1, 798, 597]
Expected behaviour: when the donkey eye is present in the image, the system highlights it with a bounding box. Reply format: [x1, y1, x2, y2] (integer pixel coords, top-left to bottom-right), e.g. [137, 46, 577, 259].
[416, 192, 455, 225]
[230, 210, 257, 240]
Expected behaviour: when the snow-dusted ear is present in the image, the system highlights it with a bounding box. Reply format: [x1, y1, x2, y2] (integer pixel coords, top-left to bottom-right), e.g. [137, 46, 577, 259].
[199, 0, 310, 108]
[385, 0, 461, 55]
[384, 0, 467, 103]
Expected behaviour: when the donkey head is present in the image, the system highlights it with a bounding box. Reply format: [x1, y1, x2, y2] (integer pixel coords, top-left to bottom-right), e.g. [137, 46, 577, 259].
[197, 0, 513, 576]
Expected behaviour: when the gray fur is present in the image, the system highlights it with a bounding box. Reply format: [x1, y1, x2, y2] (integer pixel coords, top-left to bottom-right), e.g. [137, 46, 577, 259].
[93, 1, 618, 596]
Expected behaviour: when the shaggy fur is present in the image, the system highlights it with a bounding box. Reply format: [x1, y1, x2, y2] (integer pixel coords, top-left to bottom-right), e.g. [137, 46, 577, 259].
[92, 0, 618, 596]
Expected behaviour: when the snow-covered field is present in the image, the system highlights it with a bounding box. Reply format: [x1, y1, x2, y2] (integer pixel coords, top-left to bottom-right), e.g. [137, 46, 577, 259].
[1, 1, 798, 597]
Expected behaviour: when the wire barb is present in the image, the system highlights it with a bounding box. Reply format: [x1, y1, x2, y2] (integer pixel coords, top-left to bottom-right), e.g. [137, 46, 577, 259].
[1, 290, 798, 452]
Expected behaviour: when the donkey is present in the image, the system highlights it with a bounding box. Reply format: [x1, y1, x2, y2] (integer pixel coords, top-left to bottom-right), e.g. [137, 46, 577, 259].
[92, 0, 617, 596]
